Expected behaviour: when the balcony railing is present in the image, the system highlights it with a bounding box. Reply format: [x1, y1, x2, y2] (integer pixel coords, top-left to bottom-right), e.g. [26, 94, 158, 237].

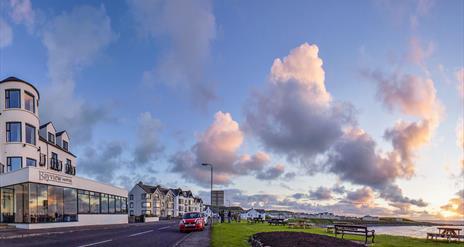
[50, 159, 62, 171]
[65, 164, 76, 175]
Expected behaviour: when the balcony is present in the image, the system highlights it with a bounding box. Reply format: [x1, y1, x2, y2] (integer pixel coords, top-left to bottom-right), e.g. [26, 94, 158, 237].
[50, 159, 62, 171]
[65, 164, 76, 175]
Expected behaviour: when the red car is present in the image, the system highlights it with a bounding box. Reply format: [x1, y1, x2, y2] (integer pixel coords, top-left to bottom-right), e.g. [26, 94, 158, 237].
[179, 212, 205, 232]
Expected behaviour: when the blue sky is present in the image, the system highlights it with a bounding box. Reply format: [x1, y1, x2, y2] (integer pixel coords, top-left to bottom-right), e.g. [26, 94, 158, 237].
[1, 0, 463, 219]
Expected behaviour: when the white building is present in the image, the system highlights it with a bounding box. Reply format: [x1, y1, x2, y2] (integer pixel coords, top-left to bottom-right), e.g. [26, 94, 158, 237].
[171, 188, 203, 217]
[128, 182, 174, 218]
[362, 215, 380, 221]
[240, 208, 266, 220]
[310, 212, 341, 220]
[0, 77, 128, 229]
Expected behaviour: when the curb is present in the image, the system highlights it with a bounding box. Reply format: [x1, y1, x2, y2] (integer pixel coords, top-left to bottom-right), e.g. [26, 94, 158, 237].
[173, 232, 192, 247]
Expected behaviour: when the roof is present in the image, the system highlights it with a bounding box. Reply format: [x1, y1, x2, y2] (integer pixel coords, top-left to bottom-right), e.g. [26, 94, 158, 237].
[0, 76, 40, 100]
[56, 131, 66, 136]
[39, 136, 76, 157]
[247, 208, 266, 213]
[40, 121, 56, 131]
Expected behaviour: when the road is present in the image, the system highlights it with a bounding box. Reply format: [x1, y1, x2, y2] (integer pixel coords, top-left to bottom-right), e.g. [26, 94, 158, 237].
[0, 221, 201, 247]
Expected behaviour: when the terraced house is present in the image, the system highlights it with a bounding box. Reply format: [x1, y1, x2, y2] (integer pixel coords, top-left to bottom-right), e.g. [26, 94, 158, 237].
[0, 77, 128, 229]
[129, 182, 203, 218]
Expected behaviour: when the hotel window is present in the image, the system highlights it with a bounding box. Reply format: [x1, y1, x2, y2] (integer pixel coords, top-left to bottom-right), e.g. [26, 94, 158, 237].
[90, 192, 101, 214]
[122, 198, 127, 213]
[24, 91, 35, 113]
[26, 158, 37, 167]
[78, 190, 90, 214]
[7, 157, 22, 172]
[63, 188, 78, 222]
[130, 202, 134, 208]
[115, 197, 122, 213]
[101, 194, 109, 214]
[142, 210, 151, 215]
[63, 140, 69, 151]
[6, 122, 21, 142]
[25, 124, 36, 145]
[130, 210, 134, 216]
[109, 195, 115, 213]
[5, 89, 21, 108]
[48, 132, 55, 144]
[129, 194, 134, 200]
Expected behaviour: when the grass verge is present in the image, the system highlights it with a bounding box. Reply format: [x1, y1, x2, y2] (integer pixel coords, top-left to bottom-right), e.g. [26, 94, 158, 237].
[211, 222, 463, 247]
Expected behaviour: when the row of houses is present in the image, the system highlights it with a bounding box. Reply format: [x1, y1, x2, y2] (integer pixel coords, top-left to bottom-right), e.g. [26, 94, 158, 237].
[128, 182, 204, 218]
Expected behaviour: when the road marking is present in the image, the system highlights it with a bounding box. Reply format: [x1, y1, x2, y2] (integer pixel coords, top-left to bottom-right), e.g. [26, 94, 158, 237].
[78, 239, 112, 247]
[128, 230, 154, 237]
[158, 226, 170, 230]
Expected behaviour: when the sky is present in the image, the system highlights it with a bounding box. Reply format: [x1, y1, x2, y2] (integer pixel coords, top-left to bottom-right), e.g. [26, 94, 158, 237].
[0, 0, 463, 220]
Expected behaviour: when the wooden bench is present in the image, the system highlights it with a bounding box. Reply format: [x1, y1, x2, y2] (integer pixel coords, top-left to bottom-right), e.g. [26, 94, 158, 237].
[427, 233, 464, 241]
[268, 218, 288, 226]
[334, 224, 375, 244]
[288, 221, 314, 229]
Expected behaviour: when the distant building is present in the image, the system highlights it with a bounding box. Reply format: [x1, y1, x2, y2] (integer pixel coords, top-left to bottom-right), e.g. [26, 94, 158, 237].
[310, 212, 340, 220]
[211, 190, 224, 207]
[362, 215, 380, 221]
[240, 208, 266, 220]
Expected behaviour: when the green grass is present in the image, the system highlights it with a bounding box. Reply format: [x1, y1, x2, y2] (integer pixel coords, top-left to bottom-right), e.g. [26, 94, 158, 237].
[211, 222, 464, 247]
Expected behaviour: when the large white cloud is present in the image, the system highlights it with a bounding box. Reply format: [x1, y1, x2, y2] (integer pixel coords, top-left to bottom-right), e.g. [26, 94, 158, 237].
[0, 18, 13, 48]
[171, 111, 284, 186]
[133, 112, 164, 164]
[40, 5, 116, 144]
[127, 0, 217, 108]
[245, 43, 355, 166]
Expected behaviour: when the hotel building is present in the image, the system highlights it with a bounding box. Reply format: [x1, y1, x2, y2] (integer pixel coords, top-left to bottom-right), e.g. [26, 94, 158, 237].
[0, 77, 128, 229]
[129, 182, 203, 218]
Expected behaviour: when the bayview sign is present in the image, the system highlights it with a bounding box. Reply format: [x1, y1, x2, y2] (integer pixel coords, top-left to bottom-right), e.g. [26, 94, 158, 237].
[39, 171, 72, 185]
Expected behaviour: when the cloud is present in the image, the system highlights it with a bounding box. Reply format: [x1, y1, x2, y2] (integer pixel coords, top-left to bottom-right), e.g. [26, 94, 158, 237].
[407, 37, 434, 65]
[245, 43, 355, 166]
[364, 71, 442, 122]
[256, 164, 285, 180]
[345, 187, 374, 206]
[380, 184, 427, 207]
[171, 111, 275, 186]
[309, 186, 333, 200]
[79, 141, 125, 183]
[440, 190, 464, 217]
[456, 68, 464, 98]
[9, 0, 35, 28]
[40, 5, 116, 144]
[457, 119, 464, 173]
[0, 18, 13, 48]
[128, 0, 217, 108]
[133, 112, 164, 164]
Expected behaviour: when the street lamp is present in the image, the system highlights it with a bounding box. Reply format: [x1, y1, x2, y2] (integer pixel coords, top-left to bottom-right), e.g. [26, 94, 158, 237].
[201, 163, 213, 224]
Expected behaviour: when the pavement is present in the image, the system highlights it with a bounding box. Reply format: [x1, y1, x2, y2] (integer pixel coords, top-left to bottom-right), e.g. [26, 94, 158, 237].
[0, 220, 211, 247]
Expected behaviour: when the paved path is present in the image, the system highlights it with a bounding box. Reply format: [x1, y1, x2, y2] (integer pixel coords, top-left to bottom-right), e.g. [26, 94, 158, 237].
[176, 223, 210, 247]
[0, 221, 210, 247]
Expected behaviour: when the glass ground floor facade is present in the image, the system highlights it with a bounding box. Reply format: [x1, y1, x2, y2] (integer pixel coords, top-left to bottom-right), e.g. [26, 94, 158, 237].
[0, 182, 127, 224]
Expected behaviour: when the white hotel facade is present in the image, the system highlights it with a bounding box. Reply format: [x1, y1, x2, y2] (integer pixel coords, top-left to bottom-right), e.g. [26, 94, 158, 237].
[0, 77, 128, 229]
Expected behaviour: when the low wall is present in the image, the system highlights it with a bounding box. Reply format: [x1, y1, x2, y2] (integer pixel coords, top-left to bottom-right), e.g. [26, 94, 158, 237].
[13, 214, 128, 229]
[144, 217, 159, 223]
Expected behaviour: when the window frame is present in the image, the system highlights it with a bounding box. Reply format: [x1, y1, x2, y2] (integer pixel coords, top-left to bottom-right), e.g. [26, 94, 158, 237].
[48, 132, 55, 144]
[25, 123, 36, 145]
[7, 156, 22, 172]
[26, 157, 37, 167]
[5, 89, 21, 109]
[24, 90, 35, 113]
[63, 140, 69, 151]
[6, 121, 22, 142]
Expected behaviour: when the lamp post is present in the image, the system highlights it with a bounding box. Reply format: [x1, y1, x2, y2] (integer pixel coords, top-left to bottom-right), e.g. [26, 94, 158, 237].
[201, 163, 213, 225]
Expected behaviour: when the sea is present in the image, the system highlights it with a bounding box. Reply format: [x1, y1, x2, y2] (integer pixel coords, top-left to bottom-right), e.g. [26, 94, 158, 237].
[372, 222, 464, 239]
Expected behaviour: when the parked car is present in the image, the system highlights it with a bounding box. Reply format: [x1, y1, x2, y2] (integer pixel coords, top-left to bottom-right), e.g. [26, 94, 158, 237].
[179, 212, 205, 232]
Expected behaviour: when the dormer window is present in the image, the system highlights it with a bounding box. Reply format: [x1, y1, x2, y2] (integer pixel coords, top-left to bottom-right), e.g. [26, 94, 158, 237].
[63, 140, 69, 151]
[48, 132, 55, 144]
[24, 91, 35, 113]
[5, 89, 21, 109]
